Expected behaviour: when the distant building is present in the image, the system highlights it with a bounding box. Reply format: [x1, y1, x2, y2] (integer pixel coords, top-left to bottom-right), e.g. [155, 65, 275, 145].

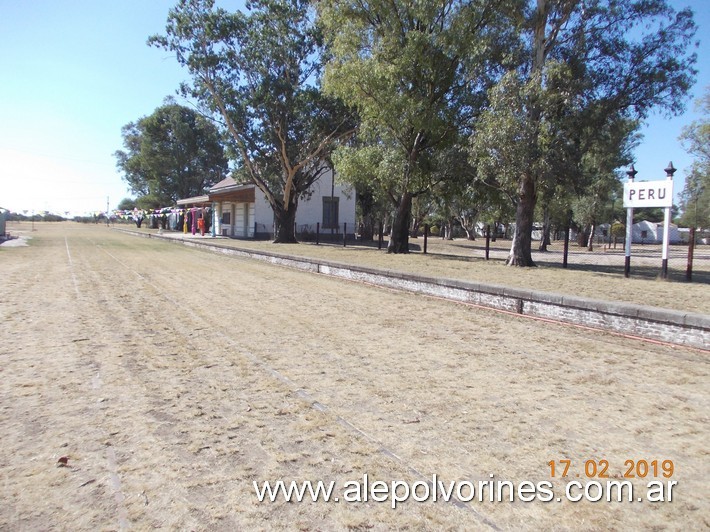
[178, 169, 356, 240]
[588, 220, 681, 244]
[631, 220, 681, 244]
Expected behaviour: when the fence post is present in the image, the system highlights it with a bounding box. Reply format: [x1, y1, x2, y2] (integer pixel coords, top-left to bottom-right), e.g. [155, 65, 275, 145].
[485, 225, 491, 260]
[316, 222, 320, 245]
[378, 221, 383, 250]
[686, 227, 695, 282]
[343, 222, 347, 247]
[423, 224, 428, 254]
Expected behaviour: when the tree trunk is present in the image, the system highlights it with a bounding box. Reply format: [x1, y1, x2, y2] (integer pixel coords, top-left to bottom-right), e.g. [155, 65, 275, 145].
[587, 222, 595, 251]
[507, 0, 547, 266]
[359, 215, 375, 241]
[409, 218, 420, 238]
[409, 198, 427, 238]
[359, 220, 374, 241]
[445, 218, 454, 240]
[507, 174, 536, 266]
[387, 192, 412, 253]
[459, 214, 477, 240]
[272, 198, 299, 243]
[356, 187, 375, 241]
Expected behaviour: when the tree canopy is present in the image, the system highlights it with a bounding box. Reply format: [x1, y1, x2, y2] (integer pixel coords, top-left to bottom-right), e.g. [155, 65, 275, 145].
[117, 197, 137, 211]
[114, 100, 228, 208]
[319, 0, 517, 253]
[149, 0, 354, 243]
[143, 0, 698, 256]
[678, 86, 710, 230]
[471, 0, 697, 265]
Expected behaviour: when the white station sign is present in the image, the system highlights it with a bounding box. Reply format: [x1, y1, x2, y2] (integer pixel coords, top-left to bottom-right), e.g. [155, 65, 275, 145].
[623, 180, 673, 208]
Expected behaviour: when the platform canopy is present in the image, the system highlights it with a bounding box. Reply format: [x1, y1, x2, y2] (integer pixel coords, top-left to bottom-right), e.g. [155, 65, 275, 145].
[176, 195, 211, 207]
[209, 177, 256, 203]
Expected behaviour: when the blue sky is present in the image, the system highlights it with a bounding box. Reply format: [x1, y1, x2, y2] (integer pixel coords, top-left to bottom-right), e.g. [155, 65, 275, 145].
[0, 0, 707, 216]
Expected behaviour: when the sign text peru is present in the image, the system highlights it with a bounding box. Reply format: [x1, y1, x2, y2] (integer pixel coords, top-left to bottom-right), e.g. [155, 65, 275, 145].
[623, 181, 673, 208]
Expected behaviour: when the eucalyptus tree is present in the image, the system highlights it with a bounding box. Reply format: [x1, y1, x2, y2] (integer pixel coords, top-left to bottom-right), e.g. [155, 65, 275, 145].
[117, 197, 137, 211]
[678, 87, 710, 230]
[150, 0, 354, 243]
[319, 0, 517, 253]
[472, 0, 697, 266]
[114, 100, 228, 207]
[427, 144, 502, 240]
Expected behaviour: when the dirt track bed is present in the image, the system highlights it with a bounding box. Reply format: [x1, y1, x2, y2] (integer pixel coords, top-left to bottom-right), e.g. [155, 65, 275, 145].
[1, 223, 708, 530]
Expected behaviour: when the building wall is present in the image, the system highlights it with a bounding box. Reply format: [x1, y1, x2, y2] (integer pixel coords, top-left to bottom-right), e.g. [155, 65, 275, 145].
[254, 189, 273, 236]
[251, 170, 356, 239]
[215, 201, 255, 238]
[235, 203, 245, 236]
[220, 203, 232, 236]
[297, 174, 356, 236]
[211, 169, 356, 239]
[631, 221, 681, 244]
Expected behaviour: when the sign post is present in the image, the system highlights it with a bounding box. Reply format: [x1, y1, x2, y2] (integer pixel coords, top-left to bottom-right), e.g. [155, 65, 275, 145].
[661, 162, 676, 279]
[622, 163, 675, 279]
[624, 166, 637, 277]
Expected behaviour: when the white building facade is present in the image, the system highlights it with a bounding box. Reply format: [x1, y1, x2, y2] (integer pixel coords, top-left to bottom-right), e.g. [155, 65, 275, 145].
[208, 170, 356, 240]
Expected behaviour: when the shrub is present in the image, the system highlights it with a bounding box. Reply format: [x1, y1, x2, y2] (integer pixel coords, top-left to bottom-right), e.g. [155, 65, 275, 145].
[611, 222, 626, 238]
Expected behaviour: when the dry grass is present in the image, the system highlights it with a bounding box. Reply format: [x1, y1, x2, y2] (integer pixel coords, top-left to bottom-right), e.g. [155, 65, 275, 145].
[1, 222, 708, 530]
[131, 223, 709, 315]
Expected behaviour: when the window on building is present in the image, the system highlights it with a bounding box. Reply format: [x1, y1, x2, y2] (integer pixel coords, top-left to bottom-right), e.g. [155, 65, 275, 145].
[323, 197, 339, 229]
[222, 212, 231, 225]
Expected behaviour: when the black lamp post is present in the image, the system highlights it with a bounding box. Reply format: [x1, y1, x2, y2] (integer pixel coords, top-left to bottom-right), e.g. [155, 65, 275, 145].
[664, 162, 676, 178]
[624, 165, 638, 277]
[661, 162, 676, 279]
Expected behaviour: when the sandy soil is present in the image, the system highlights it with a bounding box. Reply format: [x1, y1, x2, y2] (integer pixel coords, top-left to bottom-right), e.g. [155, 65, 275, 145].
[1, 222, 708, 530]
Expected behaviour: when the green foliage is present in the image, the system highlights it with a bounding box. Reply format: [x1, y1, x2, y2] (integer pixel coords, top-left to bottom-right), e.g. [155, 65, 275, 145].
[634, 207, 666, 224]
[470, 0, 697, 265]
[678, 86, 710, 229]
[678, 170, 710, 229]
[135, 194, 164, 210]
[149, 0, 354, 241]
[114, 100, 227, 207]
[7, 212, 66, 222]
[470, 71, 545, 191]
[117, 197, 137, 211]
[611, 222, 626, 238]
[427, 144, 511, 238]
[319, 0, 516, 251]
